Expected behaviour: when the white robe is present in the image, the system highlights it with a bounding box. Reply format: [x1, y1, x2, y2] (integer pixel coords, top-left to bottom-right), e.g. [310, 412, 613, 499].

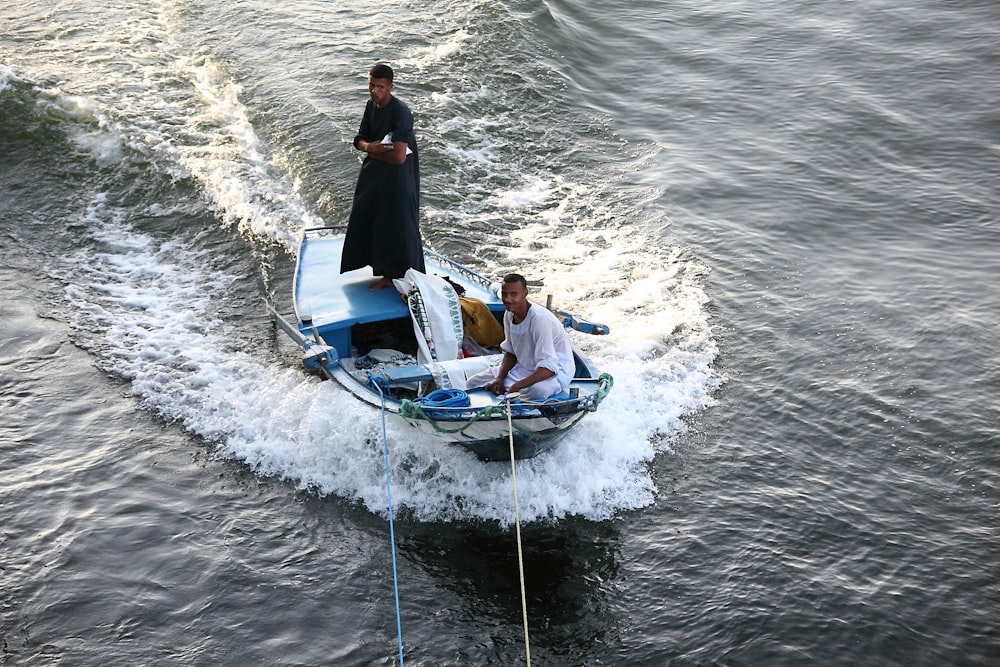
[467, 303, 574, 400]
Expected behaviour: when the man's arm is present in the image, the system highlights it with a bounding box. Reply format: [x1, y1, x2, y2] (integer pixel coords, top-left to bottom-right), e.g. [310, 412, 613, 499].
[485, 351, 518, 395]
[356, 139, 408, 165]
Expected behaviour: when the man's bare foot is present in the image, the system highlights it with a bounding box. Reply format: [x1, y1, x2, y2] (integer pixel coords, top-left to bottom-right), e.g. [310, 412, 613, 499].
[368, 277, 394, 291]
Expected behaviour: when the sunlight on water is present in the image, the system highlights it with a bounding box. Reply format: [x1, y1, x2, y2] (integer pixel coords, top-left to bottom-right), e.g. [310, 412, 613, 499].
[5, 0, 1000, 663]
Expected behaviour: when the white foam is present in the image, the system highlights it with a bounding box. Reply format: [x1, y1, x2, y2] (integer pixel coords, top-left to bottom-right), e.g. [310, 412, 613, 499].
[23, 13, 321, 252]
[495, 177, 557, 210]
[0, 64, 22, 91]
[401, 28, 472, 68]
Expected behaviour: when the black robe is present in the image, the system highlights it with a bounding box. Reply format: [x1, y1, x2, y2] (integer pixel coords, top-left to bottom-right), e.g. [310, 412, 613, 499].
[340, 96, 424, 278]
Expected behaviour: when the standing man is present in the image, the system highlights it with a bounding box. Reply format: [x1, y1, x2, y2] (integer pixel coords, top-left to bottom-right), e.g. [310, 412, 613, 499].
[467, 274, 576, 401]
[341, 63, 424, 291]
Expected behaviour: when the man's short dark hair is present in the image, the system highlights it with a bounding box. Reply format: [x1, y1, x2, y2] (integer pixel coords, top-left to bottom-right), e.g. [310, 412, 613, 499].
[502, 273, 528, 290]
[369, 63, 394, 82]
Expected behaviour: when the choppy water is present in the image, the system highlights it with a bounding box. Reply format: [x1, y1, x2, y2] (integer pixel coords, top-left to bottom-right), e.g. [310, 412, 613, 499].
[2, 0, 998, 664]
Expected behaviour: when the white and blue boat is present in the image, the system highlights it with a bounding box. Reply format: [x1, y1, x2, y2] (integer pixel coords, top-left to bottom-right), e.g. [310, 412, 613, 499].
[268, 226, 613, 461]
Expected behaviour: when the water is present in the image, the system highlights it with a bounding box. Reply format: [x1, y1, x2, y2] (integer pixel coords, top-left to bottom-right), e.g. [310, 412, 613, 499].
[2, 0, 998, 664]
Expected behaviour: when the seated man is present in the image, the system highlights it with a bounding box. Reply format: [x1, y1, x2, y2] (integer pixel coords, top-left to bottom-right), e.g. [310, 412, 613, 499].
[466, 273, 575, 401]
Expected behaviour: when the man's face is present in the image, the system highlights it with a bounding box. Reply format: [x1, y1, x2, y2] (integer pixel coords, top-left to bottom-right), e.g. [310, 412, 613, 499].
[500, 281, 529, 316]
[368, 76, 393, 107]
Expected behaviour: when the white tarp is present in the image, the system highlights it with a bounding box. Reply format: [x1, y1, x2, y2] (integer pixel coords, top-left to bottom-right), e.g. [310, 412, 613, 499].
[393, 269, 464, 366]
[425, 355, 501, 390]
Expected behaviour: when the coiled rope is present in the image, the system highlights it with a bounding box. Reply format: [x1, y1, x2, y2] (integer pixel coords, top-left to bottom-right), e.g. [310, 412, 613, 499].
[504, 393, 532, 666]
[417, 387, 471, 408]
[369, 372, 406, 666]
[413, 388, 471, 419]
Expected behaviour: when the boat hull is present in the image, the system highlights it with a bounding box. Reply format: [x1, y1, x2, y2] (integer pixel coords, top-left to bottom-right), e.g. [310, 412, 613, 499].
[327, 359, 608, 460]
[402, 417, 571, 461]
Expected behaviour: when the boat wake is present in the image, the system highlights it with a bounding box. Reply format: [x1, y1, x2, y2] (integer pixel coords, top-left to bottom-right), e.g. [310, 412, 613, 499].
[56, 186, 718, 523]
[8, 1, 721, 522]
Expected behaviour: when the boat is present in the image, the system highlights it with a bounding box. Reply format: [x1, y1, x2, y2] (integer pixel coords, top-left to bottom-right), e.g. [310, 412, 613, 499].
[267, 226, 613, 461]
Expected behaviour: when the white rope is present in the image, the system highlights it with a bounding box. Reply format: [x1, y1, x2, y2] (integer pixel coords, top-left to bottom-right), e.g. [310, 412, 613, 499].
[504, 393, 532, 666]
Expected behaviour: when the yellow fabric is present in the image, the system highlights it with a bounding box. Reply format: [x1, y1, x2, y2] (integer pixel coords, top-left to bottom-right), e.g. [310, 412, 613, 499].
[459, 297, 505, 347]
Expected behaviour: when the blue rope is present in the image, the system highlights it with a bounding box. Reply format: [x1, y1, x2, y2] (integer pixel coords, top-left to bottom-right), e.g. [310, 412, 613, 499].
[415, 387, 470, 408]
[369, 372, 405, 666]
[413, 388, 471, 419]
